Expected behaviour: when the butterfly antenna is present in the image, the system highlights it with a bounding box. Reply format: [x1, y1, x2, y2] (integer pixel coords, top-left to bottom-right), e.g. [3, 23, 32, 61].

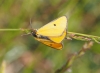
[30, 18, 33, 29]
[21, 18, 32, 36]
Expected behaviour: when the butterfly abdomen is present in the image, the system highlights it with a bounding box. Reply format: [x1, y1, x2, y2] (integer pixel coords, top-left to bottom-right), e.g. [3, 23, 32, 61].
[38, 35, 50, 40]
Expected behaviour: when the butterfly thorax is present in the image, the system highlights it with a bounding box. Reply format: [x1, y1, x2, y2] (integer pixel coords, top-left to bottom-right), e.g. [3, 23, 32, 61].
[30, 29, 50, 40]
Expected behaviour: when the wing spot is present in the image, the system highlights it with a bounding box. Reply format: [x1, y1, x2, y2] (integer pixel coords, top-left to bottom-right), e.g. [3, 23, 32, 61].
[54, 24, 56, 26]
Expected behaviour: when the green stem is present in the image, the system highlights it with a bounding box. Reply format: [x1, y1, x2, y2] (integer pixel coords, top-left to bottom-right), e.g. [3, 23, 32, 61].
[0, 29, 100, 43]
[55, 42, 93, 73]
[68, 32, 100, 38]
[0, 28, 29, 32]
[0, 29, 99, 38]
[67, 32, 100, 44]
[0, 29, 22, 31]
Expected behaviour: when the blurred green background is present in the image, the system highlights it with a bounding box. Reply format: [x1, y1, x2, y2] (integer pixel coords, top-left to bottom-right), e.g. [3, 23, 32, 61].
[0, 0, 100, 73]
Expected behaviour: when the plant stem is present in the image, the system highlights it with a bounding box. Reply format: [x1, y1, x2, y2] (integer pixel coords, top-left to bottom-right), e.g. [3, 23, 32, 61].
[55, 42, 93, 73]
[67, 32, 100, 44]
[68, 32, 100, 38]
[0, 28, 29, 32]
[0, 29, 21, 31]
[0, 29, 99, 38]
[0, 29, 100, 43]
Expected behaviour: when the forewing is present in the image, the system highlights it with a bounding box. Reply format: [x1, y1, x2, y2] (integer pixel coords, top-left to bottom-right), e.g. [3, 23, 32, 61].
[37, 16, 67, 36]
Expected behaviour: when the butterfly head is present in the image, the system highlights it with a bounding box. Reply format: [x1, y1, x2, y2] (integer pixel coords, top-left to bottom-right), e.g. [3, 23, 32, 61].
[29, 18, 38, 37]
[30, 29, 38, 37]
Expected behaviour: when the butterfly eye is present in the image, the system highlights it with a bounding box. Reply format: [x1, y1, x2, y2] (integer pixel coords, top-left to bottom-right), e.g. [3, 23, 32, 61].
[54, 24, 56, 26]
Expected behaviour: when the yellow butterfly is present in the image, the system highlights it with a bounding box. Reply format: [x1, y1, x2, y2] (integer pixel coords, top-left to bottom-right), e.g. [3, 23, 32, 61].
[30, 16, 67, 50]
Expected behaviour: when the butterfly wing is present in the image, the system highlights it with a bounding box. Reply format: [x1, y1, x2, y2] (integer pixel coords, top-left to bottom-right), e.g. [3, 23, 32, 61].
[34, 37, 63, 50]
[48, 29, 66, 43]
[37, 16, 67, 36]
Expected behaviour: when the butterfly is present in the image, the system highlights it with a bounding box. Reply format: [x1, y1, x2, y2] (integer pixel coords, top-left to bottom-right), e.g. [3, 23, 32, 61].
[30, 16, 67, 50]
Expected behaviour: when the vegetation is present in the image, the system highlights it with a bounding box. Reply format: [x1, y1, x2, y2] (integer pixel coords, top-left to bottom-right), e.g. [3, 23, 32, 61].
[0, 0, 100, 73]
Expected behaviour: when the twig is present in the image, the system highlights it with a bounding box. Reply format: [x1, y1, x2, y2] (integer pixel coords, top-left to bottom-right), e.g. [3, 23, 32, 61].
[55, 41, 93, 73]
